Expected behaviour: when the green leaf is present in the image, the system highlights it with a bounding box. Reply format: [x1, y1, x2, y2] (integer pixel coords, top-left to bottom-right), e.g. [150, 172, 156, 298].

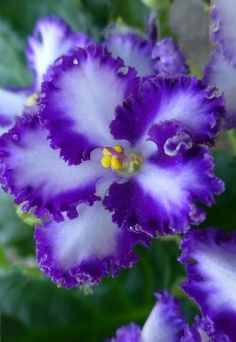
[0, 19, 30, 87]
[0, 0, 80, 34]
[0, 267, 96, 327]
[111, 0, 149, 30]
[0, 0, 107, 41]
[0, 238, 196, 341]
[203, 150, 236, 231]
[141, 0, 170, 10]
[0, 245, 8, 267]
[227, 130, 236, 155]
[188, 60, 202, 78]
[1, 314, 27, 342]
[0, 0, 146, 48]
[0, 191, 32, 247]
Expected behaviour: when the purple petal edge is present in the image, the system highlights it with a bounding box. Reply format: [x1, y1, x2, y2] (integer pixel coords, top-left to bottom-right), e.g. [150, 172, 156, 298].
[179, 228, 236, 341]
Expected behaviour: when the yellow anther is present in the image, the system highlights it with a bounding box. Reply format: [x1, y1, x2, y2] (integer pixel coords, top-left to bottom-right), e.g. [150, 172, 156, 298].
[111, 156, 123, 170]
[101, 144, 142, 174]
[26, 93, 38, 107]
[114, 145, 124, 153]
[101, 155, 111, 168]
[102, 148, 112, 156]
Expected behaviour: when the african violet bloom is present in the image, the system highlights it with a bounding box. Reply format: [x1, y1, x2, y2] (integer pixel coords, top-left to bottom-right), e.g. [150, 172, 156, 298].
[204, 0, 236, 128]
[180, 227, 236, 341]
[105, 15, 189, 77]
[0, 16, 91, 135]
[0, 45, 224, 287]
[106, 291, 185, 342]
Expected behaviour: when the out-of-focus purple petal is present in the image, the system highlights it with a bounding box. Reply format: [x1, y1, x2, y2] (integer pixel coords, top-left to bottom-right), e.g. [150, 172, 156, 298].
[204, 48, 236, 129]
[211, 0, 236, 67]
[152, 38, 189, 76]
[106, 32, 155, 77]
[180, 228, 236, 341]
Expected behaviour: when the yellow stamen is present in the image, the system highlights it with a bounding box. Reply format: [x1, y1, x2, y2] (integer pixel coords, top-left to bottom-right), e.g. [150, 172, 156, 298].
[102, 145, 124, 170]
[113, 145, 124, 153]
[101, 144, 143, 174]
[111, 156, 123, 170]
[26, 93, 39, 107]
[101, 155, 111, 168]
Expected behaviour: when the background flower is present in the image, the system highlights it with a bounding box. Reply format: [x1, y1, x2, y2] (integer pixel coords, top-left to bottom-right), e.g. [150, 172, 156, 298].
[204, 0, 236, 129]
[0, 16, 91, 136]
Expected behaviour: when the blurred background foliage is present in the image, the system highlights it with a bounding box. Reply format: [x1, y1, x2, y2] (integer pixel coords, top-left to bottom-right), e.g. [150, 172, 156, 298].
[0, 0, 233, 341]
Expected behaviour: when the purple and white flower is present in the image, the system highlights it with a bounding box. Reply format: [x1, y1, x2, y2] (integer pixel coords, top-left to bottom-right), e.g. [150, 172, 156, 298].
[105, 16, 189, 77]
[204, 0, 236, 128]
[106, 291, 185, 342]
[0, 16, 91, 135]
[180, 227, 236, 341]
[0, 44, 224, 287]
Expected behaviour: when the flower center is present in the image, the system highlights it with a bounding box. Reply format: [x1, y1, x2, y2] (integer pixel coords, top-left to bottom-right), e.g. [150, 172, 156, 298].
[101, 144, 143, 175]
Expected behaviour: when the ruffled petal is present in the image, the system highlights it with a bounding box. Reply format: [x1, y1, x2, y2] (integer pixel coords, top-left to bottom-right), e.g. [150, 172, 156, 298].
[106, 323, 141, 342]
[35, 201, 148, 288]
[0, 88, 29, 135]
[204, 49, 236, 129]
[211, 0, 236, 66]
[141, 291, 185, 342]
[0, 115, 111, 220]
[104, 122, 224, 236]
[152, 38, 189, 76]
[41, 45, 138, 164]
[26, 16, 92, 89]
[181, 316, 229, 342]
[105, 33, 155, 77]
[111, 76, 224, 145]
[180, 228, 236, 341]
